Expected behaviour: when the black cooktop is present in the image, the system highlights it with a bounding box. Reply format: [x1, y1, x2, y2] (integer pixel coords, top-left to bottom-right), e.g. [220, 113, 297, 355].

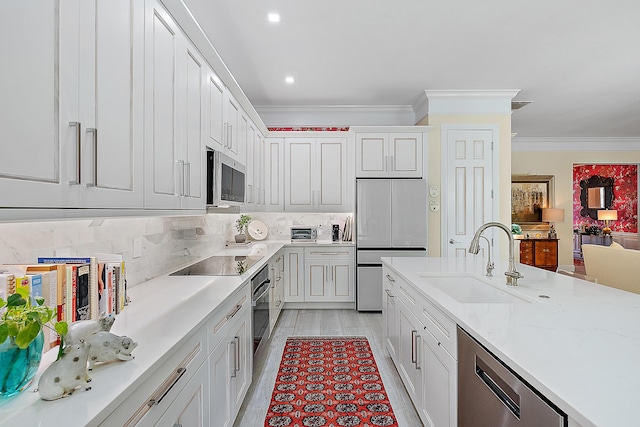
[170, 255, 263, 276]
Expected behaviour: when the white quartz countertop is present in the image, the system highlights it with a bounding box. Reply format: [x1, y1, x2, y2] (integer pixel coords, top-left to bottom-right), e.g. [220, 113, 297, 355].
[0, 240, 290, 426]
[382, 256, 640, 427]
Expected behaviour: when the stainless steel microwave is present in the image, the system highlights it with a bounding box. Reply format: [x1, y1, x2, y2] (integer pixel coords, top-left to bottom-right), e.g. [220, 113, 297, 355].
[290, 226, 318, 242]
[206, 149, 245, 207]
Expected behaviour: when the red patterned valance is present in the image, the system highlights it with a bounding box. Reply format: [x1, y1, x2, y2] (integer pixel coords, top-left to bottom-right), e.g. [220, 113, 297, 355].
[267, 127, 350, 132]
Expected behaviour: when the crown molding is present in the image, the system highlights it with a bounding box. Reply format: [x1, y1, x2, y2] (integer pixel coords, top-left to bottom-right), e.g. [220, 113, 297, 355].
[512, 137, 640, 151]
[424, 89, 520, 115]
[254, 105, 415, 126]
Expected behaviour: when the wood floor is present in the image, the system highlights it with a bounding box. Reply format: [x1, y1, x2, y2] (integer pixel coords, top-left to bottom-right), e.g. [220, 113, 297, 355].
[233, 309, 423, 427]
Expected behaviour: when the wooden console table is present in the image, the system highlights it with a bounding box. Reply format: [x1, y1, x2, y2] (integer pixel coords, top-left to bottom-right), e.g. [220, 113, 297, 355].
[519, 238, 558, 271]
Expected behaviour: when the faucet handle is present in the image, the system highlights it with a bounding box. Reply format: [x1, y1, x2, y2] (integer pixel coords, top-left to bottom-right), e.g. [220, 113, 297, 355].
[504, 270, 524, 286]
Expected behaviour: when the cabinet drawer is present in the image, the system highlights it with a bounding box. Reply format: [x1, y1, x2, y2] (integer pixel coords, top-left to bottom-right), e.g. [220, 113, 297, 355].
[102, 326, 208, 427]
[207, 285, 251, 354]
[419, 298, 457, 360]
[396, 276, 420, 312]
[304, 247, 354, 260]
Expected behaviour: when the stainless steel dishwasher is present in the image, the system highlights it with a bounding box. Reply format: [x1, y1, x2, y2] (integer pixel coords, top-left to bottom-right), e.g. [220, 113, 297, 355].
[458, 327, 567, 426]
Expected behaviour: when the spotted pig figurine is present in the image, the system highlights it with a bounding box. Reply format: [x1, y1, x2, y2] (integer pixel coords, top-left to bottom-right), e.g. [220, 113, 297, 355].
[38, 342, 92, 401]
[86, 332, 138, 370]
[65, 314, 115, 345]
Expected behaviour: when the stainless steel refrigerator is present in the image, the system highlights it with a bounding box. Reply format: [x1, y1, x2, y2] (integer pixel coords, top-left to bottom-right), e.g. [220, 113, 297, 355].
[356, 179, 428, 311]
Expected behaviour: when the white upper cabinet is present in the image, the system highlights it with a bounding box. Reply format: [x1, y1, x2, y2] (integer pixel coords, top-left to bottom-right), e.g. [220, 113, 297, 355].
[356, 131, 424, 178]
[264, 138, 284, 211]
[144, 0, 205, 210]
[0, 0, 144, 210]
[206, 70, 225, 151]
[284, 137, 349, 212]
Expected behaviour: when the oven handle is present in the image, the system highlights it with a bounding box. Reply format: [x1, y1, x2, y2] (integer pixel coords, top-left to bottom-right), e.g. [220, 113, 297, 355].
[252, 281, 271, 306]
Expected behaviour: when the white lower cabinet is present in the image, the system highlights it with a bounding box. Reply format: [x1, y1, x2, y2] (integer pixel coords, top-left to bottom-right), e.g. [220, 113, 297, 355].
[269, 251, 285, 333]
[155, 361, 210, 427]
[284, 247, 304, 303]
[304, 247, 354, 303]
[208, 289, 252, 427]
[383, 266, 457, 427]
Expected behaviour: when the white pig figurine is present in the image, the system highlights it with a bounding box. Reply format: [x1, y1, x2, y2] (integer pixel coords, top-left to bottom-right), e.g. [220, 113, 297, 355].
[86, 332, 138, 370]
[38, 342, 92, 401]
[65, 314, 115, 345]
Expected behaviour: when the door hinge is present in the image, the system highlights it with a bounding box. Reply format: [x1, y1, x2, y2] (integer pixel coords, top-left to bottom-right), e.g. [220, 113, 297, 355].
[491, 190, 494, 198]
[491, 141, 494, 150]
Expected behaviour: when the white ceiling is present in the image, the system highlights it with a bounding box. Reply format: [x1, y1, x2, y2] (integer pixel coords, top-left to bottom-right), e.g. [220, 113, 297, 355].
[184, 0, 640, 138]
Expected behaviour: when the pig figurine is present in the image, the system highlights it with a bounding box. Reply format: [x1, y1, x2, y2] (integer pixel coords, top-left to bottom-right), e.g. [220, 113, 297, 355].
[65, 314, 115, 345]
[38, 342, 92, 401]
[86, 332, 138, 370]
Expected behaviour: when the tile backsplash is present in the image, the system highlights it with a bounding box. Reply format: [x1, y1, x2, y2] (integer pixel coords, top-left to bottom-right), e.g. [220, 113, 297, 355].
[0, 212, 353, 287]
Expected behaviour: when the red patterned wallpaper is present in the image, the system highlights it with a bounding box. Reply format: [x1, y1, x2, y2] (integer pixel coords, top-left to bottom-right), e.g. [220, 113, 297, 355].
[573, 164, 638, 233]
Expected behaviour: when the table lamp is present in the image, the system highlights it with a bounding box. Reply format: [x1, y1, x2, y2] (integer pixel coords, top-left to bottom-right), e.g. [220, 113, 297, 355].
[542, 208, 565, 239]
[597, 209, 617, 235]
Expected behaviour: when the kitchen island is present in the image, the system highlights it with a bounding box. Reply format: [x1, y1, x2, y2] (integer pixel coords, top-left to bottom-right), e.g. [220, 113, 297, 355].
[382, 256, 640, 427]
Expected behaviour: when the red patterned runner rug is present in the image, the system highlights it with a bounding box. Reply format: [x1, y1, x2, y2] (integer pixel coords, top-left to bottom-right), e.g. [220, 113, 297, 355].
[264, 336, 398, 427]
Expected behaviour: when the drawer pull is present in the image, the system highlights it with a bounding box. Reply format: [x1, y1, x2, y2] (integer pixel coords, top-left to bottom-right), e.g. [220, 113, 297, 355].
[385, 289, 395, 298]
[148, 367, 187, 407]
[385, 274, 395, 283]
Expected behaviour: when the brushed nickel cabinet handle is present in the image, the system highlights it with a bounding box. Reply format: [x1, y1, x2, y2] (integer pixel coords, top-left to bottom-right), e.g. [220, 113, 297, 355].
[69, 122, 81, 185]
[147, 367, 187, 407]
[86, 128, 97, 187]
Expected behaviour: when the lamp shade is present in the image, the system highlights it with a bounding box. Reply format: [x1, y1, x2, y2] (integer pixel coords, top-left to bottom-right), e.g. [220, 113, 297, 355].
[597, 210, 618, 221]
[542, 208, 565, 223]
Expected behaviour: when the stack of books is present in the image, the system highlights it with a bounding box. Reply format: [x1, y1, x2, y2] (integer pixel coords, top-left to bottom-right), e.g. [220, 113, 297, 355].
[0, 254, 128, 352]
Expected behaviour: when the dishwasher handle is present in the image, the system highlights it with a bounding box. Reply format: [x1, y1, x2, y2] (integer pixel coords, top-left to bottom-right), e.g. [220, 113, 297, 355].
[476, 357, 521, 419]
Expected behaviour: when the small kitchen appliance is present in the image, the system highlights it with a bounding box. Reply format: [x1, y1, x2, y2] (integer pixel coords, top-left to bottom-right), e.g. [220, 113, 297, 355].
[290, 226, 317, 243]
[332, 224, 341, 242]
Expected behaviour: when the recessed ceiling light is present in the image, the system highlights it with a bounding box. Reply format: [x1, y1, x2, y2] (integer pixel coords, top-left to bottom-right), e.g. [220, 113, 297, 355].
[285, 76, 295, 84]
[268, 13, 280, 23]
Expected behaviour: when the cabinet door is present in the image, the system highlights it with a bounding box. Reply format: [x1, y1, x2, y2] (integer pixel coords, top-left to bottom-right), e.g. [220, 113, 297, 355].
[79, 0, 144, 208]
[245, 122, 255, 206]
[389, 133, 423, 177]
[383, 275, 399, 363]
[155, 361, 210, 427]
[285, 138, 314, 211]
[317, 138, 347, 211]
[254, 133, 264, 207]
[398, 301, 423, 403]
[225, 94, 240, 160]
[209, 339, 232, 427]
[284, 248, 304, 302]
[305, 260, 330, 302]
[179, 40, 205, 209]
[331, 261, 354, 302]
[143, 0, 181, 209]
[0, 1, 78, 208]
[418, 329, 457, 427]
[230, 315, 251, 419]
[206, 69, 225, 150]
[534, 240, 558, 270]
[265, 138, 284, 211]
[356, 133, 388, 177]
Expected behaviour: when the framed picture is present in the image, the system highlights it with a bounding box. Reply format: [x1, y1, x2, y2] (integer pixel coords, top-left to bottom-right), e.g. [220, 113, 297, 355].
[511, 175, 555, 224]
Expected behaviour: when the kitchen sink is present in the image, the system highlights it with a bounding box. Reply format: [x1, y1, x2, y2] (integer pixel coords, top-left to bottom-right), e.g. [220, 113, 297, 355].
[417, 273, 533, 304]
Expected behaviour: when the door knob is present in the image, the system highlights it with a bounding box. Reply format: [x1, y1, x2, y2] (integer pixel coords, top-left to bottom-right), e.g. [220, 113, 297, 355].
[449, 239, 461, 244]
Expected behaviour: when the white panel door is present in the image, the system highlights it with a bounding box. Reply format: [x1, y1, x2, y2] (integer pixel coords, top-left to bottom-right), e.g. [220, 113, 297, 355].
[206, 70, 225, 150]
[398, 301, 423, 404]
[180, 43, 204, 208]
[285, 138, 314, 210]
[265, 138, 284, 211]
[389, 133, 422, 177]
[419, 330, 457, 427]
[0, 1, 78, 208]
[284, 248, 304, 302]
[444, 128, 494, 257]
[357, 179, 392, 247]
[225, 94, 240, 160]
[209, 340, 232, 427]
[80, 0, 144, 208]
[317, 138, 346, 210]
[392, 179, 427, 247]
[144, 0, 180, 209]
[155, 361, 209, 427]
[305, 261, 328, 301]
[229, 316, 251, 419]
[332, 262, 354, 302]
[356, 133, 388, 177]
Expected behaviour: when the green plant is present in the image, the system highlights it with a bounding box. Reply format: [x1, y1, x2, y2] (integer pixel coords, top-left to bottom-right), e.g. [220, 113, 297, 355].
[235, 214, 252, 234]
[0, 287, 68, 350]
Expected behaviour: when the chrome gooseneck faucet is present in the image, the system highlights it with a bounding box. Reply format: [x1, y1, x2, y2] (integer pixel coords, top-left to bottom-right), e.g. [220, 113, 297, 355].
[469, 222, 523, 286]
